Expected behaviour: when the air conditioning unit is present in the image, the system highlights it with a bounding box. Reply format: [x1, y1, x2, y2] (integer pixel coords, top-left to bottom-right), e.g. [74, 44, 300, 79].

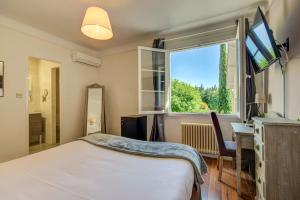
[71, 51, 102, 67]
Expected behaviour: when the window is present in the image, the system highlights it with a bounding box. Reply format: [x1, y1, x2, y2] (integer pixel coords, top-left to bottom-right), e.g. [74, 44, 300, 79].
[138, 22, 246, 116]
[170, 40, 239, 114]
[138, 46, 168, 114]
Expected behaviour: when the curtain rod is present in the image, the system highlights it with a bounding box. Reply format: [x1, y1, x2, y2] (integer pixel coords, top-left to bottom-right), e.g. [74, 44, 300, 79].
[161, 24, 237, 42]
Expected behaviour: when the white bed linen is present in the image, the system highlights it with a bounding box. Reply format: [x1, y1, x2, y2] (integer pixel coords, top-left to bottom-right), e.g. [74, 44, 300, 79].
[0, 140, 194, 200]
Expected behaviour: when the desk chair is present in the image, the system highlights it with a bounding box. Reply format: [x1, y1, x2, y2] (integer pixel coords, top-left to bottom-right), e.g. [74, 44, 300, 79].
[211, 112, 237, 180]
[210, 112, 255, 181]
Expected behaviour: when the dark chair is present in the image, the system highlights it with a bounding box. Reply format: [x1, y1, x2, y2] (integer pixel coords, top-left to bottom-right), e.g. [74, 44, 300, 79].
[210, 112, 237, 181]
[211, 113, 255, 181]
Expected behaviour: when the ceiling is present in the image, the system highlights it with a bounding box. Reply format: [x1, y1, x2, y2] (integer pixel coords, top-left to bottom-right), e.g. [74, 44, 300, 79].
[0, 0, 262, 51]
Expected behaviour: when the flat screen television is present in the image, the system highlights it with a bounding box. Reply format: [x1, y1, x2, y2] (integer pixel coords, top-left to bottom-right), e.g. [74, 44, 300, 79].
[246, 7, 281, 74]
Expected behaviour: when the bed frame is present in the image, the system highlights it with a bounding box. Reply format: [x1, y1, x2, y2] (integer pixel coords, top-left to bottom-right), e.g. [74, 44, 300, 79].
[191, 187, 201, 200]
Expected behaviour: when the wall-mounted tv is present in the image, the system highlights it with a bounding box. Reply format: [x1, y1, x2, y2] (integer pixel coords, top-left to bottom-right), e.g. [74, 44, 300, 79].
[246, 7, 281, 74]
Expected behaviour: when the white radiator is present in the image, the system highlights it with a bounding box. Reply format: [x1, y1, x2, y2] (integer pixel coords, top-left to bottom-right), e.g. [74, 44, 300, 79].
[181, 123, 218, 155]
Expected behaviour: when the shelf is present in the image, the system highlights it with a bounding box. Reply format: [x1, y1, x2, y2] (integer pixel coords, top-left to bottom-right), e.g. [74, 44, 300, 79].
[140, 109, 165, 113]
[141, 65, 165, 71]
[141, 68, 165, 73]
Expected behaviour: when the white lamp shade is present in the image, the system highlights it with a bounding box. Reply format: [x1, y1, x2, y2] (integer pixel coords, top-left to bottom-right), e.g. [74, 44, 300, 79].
[81, 7, 113, 40]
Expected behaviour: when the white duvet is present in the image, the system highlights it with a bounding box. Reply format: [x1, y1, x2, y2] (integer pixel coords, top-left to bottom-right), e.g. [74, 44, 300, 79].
[0, 140, 194, 200]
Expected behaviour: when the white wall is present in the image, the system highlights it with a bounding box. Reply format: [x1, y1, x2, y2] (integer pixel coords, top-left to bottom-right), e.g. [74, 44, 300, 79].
[0, 21, 100, 162]
[99, 50, 140, 134]
[267, 0, 300, 119]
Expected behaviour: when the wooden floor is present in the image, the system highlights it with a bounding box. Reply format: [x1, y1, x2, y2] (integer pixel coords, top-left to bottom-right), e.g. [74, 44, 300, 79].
[200, 157, 255, 200]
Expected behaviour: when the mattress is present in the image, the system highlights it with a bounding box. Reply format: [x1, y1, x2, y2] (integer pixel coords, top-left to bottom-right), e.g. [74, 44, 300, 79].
[0, 140, 195, 200]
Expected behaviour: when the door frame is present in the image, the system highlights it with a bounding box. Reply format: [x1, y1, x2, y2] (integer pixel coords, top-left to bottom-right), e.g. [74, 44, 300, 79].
[26, 57, 62, 154]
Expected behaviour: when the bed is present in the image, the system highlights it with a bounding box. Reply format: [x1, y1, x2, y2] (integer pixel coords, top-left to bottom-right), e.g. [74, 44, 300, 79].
[0, 133, 207, 200]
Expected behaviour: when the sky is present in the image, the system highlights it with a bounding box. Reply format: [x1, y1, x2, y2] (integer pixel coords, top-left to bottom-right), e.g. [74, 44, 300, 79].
[170, 44, 220, 88]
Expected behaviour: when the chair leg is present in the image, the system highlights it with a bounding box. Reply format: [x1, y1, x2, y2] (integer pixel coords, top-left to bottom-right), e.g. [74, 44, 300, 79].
[218, 156, 223, 181]
[217, 155, 220, 170]
[232, 157, 236, 169]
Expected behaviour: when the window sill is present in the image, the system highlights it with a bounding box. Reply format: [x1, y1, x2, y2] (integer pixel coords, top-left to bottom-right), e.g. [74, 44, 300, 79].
[166, 112, 240, 119]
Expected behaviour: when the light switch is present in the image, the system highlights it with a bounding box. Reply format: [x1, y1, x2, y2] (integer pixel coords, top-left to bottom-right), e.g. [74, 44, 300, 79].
[16, 93, 23, 98]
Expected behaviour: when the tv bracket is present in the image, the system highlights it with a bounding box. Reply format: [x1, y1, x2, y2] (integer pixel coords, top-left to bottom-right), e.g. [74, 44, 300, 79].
[275, 37, 289, 119]
[276, 38, 289, 52]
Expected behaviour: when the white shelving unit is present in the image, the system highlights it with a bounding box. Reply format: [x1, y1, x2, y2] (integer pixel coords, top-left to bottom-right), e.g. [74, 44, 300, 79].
[138, 46, 169, 114]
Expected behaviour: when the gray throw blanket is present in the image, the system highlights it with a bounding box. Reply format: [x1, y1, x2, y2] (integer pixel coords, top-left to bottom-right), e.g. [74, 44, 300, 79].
[79, 133, 207, 190]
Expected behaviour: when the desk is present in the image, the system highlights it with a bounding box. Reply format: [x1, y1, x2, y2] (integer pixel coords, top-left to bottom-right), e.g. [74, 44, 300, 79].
[231, 123, 254, 196]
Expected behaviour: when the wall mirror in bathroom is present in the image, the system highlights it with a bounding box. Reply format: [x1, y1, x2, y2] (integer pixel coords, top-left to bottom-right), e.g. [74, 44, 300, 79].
[85, 84, 106, 135]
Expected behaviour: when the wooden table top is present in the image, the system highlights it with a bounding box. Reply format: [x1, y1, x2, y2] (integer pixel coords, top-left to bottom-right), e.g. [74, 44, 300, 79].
[231, 122, 254, 135]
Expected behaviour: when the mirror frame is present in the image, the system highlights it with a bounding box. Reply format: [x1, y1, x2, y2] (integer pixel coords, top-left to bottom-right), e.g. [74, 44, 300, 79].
[0, 61, 4, 97]
[84, 83, 106, 135]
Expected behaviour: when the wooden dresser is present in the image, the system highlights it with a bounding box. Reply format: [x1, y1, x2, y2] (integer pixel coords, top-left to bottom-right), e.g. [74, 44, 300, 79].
[252, 117, 300, 200]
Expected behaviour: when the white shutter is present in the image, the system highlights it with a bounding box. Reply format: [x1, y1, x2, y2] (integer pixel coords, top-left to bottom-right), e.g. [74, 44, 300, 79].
[138, 46, 169, 114]
[165, 25, 237, 50]
[236, 17, 247, 121]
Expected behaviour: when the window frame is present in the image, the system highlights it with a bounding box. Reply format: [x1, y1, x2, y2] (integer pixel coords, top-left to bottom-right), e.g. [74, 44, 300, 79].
[138, 20, 246, 119]
[138, 46, 170, 114]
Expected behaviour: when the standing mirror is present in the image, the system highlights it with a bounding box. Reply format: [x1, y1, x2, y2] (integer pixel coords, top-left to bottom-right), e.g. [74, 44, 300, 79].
[0, 61, 4, 97]
[85, 84, 106, 135]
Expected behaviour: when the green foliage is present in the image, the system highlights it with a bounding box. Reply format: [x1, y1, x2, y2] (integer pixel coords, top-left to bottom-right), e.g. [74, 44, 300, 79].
[199, 102, 209, 110]
[171, 79, 208, 112]
[218, 44, 232, 114]
[202, 86, 219, 111]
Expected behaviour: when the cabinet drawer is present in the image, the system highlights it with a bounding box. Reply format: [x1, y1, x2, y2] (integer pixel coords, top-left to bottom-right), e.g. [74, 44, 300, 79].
[29, 117, 42, 123]
[29, 122, 42, 128]
[254, 136, 264, 161]
[256, 173, 266, 200]
[255, 151, 265, 179]
[254, 123, 264, 143]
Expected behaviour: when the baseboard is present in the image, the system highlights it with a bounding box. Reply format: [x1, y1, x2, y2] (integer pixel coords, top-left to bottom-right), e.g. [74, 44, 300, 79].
[201, 153, 233, 161]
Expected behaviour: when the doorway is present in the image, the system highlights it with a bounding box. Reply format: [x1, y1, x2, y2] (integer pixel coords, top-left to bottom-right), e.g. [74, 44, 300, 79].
[28, 57, 60, 154]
